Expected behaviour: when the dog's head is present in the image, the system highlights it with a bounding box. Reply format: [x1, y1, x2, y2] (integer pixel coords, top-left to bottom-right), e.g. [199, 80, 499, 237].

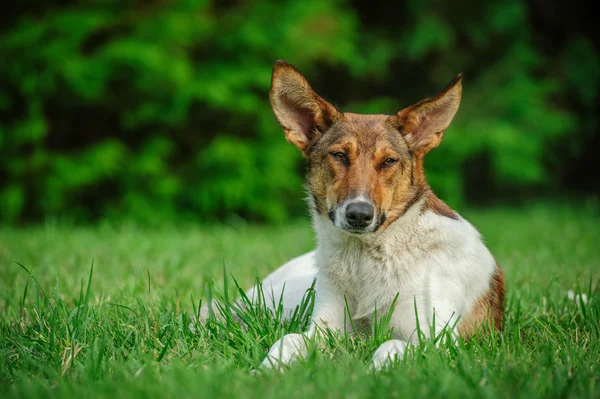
[270, 60, 462, 234]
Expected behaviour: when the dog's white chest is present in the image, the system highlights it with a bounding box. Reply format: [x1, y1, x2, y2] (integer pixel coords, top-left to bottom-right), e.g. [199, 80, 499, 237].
[320, 239, 439, 319]
[314, 210, 495, 325]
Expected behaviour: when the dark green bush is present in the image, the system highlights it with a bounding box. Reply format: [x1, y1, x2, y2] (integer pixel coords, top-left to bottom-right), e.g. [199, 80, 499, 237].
[0, 0, 596, 223]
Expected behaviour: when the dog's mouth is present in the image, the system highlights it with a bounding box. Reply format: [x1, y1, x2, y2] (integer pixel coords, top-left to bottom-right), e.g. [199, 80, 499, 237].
[343, 215, 386, 234]
[342, 226, 376, 235]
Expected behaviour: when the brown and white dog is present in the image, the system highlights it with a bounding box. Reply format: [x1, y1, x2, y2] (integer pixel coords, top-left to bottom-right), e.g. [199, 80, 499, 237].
[239, 61, 504, 369]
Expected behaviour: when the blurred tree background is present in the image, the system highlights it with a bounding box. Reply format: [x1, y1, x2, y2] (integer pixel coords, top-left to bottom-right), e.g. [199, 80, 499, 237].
[1, 0, 598, 224]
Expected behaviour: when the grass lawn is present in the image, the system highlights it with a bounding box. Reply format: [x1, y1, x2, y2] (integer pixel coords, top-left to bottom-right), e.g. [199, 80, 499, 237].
[1, 203, 599, 398]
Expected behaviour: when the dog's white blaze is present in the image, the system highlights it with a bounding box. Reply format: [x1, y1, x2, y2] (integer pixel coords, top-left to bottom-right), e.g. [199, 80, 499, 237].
[257, 199, 497, 370]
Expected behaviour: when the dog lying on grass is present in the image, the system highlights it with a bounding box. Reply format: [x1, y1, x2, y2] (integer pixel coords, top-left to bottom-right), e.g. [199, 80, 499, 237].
[202, 61, 504, 370]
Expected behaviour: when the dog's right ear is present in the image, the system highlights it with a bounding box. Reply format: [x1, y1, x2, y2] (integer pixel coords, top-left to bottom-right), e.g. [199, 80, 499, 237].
[270, 60, 339, 155]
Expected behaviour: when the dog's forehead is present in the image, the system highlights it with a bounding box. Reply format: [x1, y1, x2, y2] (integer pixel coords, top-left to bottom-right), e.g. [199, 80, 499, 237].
[323, 113, 406, 151]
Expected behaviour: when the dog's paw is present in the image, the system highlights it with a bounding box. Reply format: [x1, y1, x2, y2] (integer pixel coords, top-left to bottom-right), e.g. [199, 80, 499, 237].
[567, 290, 589, 306]
[259, 333, 307, 371]
[370, 340, 407, 370]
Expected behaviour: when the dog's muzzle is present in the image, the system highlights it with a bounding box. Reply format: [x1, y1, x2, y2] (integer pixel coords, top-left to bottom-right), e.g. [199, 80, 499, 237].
[331, 197, 379, 234]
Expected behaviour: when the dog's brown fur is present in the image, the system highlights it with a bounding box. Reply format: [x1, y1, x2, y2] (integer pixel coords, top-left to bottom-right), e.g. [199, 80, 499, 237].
[458, 267, 505, 336]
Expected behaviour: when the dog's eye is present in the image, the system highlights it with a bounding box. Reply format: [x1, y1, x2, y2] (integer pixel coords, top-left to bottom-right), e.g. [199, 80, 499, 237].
[330, 152, 348, 164]
[381, 158, 397, 168]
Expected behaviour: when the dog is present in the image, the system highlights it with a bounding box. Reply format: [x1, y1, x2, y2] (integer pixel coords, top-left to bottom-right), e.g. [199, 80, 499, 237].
[204, 60, 505, 370]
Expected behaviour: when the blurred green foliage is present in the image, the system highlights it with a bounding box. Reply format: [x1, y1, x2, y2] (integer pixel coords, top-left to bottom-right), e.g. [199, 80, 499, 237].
[0, 0, 598, 223]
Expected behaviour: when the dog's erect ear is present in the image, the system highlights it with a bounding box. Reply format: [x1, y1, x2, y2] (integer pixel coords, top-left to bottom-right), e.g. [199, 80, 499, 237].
[270, 60, 339, 155]
[395, 74, 462, 155]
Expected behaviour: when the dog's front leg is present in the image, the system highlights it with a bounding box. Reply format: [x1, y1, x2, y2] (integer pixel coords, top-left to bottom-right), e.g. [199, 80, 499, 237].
[370, 300, 460, 370]
[259, 276, 346, 370]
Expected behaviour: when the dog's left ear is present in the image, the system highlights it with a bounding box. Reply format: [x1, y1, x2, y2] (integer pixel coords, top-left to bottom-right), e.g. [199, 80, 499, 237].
[395, 74, 462, 155]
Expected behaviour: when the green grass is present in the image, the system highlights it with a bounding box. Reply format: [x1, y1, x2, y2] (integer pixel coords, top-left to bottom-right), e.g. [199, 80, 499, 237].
[1, 203, 599, 398]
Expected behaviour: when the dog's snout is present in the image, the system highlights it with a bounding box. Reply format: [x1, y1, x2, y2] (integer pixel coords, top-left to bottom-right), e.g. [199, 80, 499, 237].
[345, 202, 375, 228]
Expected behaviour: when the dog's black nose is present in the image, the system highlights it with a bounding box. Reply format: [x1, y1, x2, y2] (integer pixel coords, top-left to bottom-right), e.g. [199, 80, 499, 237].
[345, 202, 375, 228]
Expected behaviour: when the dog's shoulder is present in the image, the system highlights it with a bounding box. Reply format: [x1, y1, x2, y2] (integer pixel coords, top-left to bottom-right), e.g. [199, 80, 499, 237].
[380, 199, 483, 258]
[396, 203, 498, 283]
[420, 204, 483, 249]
